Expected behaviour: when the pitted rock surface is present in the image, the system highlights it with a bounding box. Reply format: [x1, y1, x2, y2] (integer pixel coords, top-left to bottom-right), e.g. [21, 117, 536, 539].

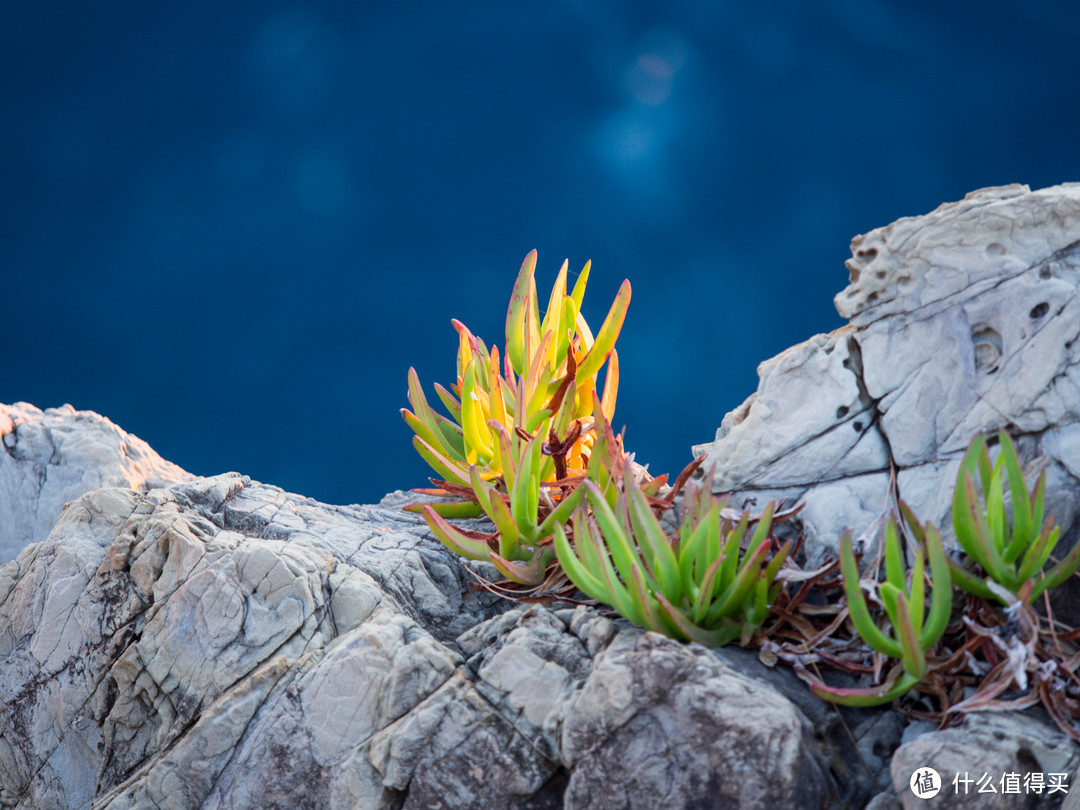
[694, 183, 1080, 572]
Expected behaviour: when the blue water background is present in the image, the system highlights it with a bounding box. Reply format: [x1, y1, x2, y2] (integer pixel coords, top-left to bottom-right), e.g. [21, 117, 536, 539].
[3, 2, 1079, 505]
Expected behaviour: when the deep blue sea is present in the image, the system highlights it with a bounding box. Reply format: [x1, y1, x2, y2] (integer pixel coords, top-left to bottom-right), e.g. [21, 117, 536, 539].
[4, 2, 1079, 505]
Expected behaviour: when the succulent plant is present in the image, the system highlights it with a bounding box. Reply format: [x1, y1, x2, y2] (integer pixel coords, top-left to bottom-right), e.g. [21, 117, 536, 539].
[554, 467, 791, 647]
[420, 389, 656, 587]
[420, 420, 585, 585]
[403, 250, 630, 515]
[811, 509, 952, 707]
[403, 252, 632, 584]
[948, 430, 1080, 605]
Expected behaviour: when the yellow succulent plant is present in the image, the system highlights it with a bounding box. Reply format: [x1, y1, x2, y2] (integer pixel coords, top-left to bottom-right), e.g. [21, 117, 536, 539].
[402, 251, 631, 580]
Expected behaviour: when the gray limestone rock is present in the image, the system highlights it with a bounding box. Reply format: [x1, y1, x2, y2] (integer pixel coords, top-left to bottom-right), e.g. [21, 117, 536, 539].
[890, 712, 1079, 809]
[0, 412, 868, 810]
[0, 403, 192, 563]
[693, 183, 1080, 573]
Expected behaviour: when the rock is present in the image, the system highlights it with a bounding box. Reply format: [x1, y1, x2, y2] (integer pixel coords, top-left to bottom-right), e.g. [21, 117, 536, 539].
[693, 183, 1080, 572]
[890, 712, 1079, 809]
[0, 409, 872, 810]
[0, 403, 192, 562]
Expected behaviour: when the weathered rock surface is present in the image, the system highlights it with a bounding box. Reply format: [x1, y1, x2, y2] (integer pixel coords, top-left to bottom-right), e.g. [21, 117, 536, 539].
[694, 183, 1080, 574]
[0, 414, 870, 810]
[890, 712, 1078, 810]
[0, 403, 192, 563]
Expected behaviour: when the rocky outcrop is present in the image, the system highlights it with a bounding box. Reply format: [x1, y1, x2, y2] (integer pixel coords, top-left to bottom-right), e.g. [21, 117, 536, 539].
[694, 183, 1080, 572]
[0, 470, 866, 809]
[0, 403, 191, 562]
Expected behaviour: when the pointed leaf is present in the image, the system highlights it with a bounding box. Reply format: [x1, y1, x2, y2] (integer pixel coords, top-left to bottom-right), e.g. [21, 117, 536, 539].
[422, 505, 490, 560]
[691, 552, 727, 624]
[569, 259, 591, 312]
[963, 471, 1009, 582]
[947, 556, 1004, 603]
[405, 500, 484, 519]
[706, 541, 770, 623]
[999, 431, 1032, 550]
[434, 413, 466, 458]
[488, 346, 508, 429]
[626, 560, 666, 633]
[506, 250, 536, 376]
[920, 523, 953, 647]
[510, 436, 541, 540]
[407, 368, 456, 457]
[1029, 530, 1080, 602]
[985, 463, 1007, 555]
[626, 476, 681, 600]
[461, 362, 494, 465]
[434, 382, 462, 422]
[554, 299, 579, 377]
[540, 259, 569, 369]
[576, 280, 631, 381]
[584, 481, 641, 588]
[413, 436, 470, 486]
[908, 545, 926, 638]
[894, 592, 927, 678]
[402, 408, 460, 463]
[838, 532, 902, 659]
[884, 517, 906, 591]
[600, 347, 619, 423]
[1030, 470, 1047, 550]
[553, 519, 608, 601]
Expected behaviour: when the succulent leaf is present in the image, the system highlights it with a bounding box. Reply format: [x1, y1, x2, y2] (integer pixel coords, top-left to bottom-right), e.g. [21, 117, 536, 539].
[576, 279, 631, 381]
[506, 250, 537, 376]
[412, 436, 470, 487]
[920, 523, 952, 647]
[810, 670, 921, 707]
[422, 505, 490, 560]
[838, 531, 903, 659]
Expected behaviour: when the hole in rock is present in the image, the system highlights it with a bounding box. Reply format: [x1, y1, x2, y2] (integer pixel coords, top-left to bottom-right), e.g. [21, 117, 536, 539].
[866, 292, 879, 304]
[1030, 302, 1049, 320]
[971, 324, 1003, 375]
[875, 270, 886, 280]
[836, 406, 849, 419]
[985, 242, 1006, 257]
[853, 421, 863, 432]
[1040, 267, 1052, 280]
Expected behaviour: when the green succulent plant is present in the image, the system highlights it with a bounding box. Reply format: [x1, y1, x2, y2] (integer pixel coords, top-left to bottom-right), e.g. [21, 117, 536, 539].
[402, 250, 630, 514]
[948, 430, 1080, 605]
[403, 251, 632, 584]
[421, 392, 654, 586]
[420, 419, 585, 585]
[554, 468, 791, 647]
[811, 509, 952, 707]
